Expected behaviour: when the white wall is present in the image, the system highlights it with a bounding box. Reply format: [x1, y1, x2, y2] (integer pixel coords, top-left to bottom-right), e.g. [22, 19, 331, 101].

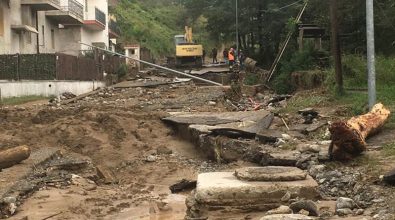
[81, 0, 109, 50]
[0, 80, 105, 98]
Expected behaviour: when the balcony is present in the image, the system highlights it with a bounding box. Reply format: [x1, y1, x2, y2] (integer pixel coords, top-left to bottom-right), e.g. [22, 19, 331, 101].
[21, 0, 60, 11]
[84, 7, 106, 31]
[45, 0, 84, 25]
[108, 19, 120, 38]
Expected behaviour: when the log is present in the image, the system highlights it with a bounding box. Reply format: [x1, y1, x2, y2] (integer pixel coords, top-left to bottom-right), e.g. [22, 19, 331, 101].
[0, 145, 31, 170]
[329, 103, 391, 161]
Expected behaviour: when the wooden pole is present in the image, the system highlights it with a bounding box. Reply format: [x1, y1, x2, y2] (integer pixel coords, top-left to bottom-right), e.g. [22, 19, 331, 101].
[329, 103, 391, 161]
[329, 0, 344, 94]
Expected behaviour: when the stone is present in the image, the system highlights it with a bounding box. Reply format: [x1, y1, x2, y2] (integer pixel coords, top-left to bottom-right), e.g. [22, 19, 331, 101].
[208, 101, 216, 106]
[145, 155, 157, 162]
[299, 144, 321, 153]
[261, 152, 299, 167]
[195, 172, 319, 207]
[156, 146, 173, 155]
[336, 197, 355, 210]
[96, 165, 118, 184]
[281, 192, 292, 202]
[290, 200, 319, 216]
[356, 209, 364, 215]
[308, 165, 326, 178]
[2, 197, 16, 204]
[260, 214, 315, 220]
[336, 208, 353, 216]
[267, 205, 292, 215]
[235, 166, 307, 182]
[282, 134, 292, 140]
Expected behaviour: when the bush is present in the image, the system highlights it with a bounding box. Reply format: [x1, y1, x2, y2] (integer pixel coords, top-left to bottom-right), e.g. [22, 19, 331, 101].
[116, 64, 128, 78]
[271, 46, 318, 94]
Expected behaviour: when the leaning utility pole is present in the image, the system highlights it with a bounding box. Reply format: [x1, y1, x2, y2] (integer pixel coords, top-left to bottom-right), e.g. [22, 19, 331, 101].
[366, 0, 376, 109]
[329, 0, 343, 94]
[235, 0, 239, 60]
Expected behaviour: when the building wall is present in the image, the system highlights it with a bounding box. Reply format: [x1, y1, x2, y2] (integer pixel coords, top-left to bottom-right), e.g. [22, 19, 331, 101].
[81, 0, 109, 50]
[0, 0, 40, 54]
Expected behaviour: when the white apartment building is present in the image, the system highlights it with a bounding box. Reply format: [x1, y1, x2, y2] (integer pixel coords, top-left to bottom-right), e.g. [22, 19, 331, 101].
[0, 0, 119, 55]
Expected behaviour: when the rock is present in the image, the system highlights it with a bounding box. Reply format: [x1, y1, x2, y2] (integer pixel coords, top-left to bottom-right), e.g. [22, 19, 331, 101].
[383, 168, 395, 185]
[208, 101, 216, 106]
[156, 146, 173, 155]
[282, 134, 292, 140]
[2, 197, 16, 204]
[96, 165, 118, 184]
[260, 214, 315, 220]
[319, 140, 332, 145]
[308, 165, 326, 178]
[356, 209, 364, 215]
[261, 152, 298, 167]
[267, 205, 292, 215]
[281, 191, 292, 202]
[234, 166, 307, 182]
[336, 208, 353, 216]
[299, 144, 320, 153]
[298, 210, 310, 216]
[336, 197, 355, 210]
[290, 200, 319, 216]
[275, 139, 287, 147]
[145, 155, 157, 162]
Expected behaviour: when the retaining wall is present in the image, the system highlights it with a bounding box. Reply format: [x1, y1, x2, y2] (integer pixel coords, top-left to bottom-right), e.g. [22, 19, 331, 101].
[0, 80, 105, 98]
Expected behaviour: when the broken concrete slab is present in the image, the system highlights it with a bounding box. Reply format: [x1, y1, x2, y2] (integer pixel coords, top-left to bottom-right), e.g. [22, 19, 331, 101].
[188, 67, 230, 75]
[195, 171, 319, 207]
[164, 110, 274, 139]
[260, 214, 315, 220]
[235, 167, 307, 182]
[256, 130, 284, 143]
[261, 151, 300, 167]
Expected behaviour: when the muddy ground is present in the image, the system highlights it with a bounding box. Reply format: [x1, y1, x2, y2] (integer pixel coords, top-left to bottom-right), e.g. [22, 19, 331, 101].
[0, 75, 395, 220]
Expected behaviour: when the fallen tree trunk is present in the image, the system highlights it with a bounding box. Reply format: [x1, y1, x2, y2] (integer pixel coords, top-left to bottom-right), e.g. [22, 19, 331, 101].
[0, 145, 31, 170]
[329, 103, 391, 161]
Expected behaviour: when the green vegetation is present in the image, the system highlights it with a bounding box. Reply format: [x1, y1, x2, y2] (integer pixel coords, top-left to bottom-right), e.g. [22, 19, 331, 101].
[0, 96, 49, 105]
[382, 142, 395, 157]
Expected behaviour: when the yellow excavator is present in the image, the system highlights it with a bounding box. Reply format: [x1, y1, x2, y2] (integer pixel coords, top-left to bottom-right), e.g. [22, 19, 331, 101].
[173, 26, 203, 67]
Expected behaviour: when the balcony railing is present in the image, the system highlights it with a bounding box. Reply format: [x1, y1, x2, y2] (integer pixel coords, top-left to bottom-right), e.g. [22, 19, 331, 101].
[49, 0, 60, 6]
[95, 7, 106, 25]
[60, 0, 84, 21]
[109, 19, 120, 36]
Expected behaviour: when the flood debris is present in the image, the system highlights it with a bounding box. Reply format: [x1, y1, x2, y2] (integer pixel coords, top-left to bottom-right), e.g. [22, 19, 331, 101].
[298, 108, 319, 124]
[383, 168, 395, 185]
[0, 145, 31, 170]
[329, 103, 391, 161]
[169, 179, 197, 193]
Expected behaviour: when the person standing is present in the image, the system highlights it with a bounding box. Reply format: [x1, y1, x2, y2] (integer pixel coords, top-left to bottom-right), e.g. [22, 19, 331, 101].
[223, 48, 229, 64]
[228, 48, 235, 66]
[238, 50, 245, 69]
[211, 48, 218, 64]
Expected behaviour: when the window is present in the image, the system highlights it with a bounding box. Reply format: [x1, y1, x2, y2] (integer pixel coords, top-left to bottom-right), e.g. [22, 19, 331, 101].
[51, 29, 55, 49]
[42, 25, 45, 46]
[85, 0, 88, 12]
[0, 8, 3, 36]
[129, 49, 135, 55]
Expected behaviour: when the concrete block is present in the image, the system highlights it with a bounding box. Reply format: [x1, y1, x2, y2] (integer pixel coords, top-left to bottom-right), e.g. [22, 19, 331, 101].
[235, 166, 307, 181]
[195, 172, 319, 207]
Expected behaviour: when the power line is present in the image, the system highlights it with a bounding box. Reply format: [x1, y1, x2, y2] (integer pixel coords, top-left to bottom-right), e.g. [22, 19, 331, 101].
[261, 0, 304, 13]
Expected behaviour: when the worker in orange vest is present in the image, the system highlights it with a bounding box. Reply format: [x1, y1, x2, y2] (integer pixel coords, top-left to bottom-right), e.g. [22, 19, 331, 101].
[228, 48, 235, 66]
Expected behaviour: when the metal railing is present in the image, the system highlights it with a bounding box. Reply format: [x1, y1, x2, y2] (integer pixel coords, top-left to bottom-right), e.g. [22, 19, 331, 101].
[109, 19, 120, 36]
[95, 7, 106, 25]
[49, 0, 60, 6]
[59, 0, 83, 21]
